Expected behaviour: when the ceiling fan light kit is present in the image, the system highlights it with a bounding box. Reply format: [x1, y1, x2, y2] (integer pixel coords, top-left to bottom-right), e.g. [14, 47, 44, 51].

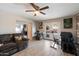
[34, 11, 40, 15]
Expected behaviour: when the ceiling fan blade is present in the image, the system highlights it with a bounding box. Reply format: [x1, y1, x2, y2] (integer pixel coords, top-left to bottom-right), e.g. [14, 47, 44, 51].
[25, 10, 35, 12]
[30, 3, 38, 10]
[40, 6, 49, 10]
[40, 12, 46, 15]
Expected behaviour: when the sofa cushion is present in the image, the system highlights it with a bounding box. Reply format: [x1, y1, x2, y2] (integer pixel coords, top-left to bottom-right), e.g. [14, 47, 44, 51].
[0, 43, 17, 51]
[0, 35, 12, 44]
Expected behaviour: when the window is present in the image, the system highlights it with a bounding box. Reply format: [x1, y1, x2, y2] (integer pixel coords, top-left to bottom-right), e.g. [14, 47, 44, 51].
[16, 24, 23, 33]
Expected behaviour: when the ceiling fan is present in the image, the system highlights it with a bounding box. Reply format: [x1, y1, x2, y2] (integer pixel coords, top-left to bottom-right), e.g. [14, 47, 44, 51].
[25, 3, 49, 16]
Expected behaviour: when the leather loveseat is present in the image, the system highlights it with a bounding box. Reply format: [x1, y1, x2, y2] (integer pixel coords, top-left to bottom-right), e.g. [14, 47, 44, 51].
[0, 34, 18, 56]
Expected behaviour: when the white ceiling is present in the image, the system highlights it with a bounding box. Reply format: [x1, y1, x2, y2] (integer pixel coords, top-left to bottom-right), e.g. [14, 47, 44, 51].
[0, 3, 79, 21]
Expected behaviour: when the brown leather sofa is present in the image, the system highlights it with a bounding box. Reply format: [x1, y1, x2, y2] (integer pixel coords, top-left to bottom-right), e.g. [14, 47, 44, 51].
[0, 33, 29, 56]
[0, 34, 18, 56]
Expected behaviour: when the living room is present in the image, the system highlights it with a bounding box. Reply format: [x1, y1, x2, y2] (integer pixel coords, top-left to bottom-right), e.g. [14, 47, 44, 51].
[0, 3, 79, 56]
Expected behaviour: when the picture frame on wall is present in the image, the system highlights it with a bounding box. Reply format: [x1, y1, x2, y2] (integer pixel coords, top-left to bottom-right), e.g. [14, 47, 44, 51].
[64, 18, 73, 28]
[39, 22, 43, 29]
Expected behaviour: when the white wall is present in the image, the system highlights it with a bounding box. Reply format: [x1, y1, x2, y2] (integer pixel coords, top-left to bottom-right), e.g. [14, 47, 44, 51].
[0, 11, 36, 37]
[32, 21, 36, 37]
[0, 11, 16, 34]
